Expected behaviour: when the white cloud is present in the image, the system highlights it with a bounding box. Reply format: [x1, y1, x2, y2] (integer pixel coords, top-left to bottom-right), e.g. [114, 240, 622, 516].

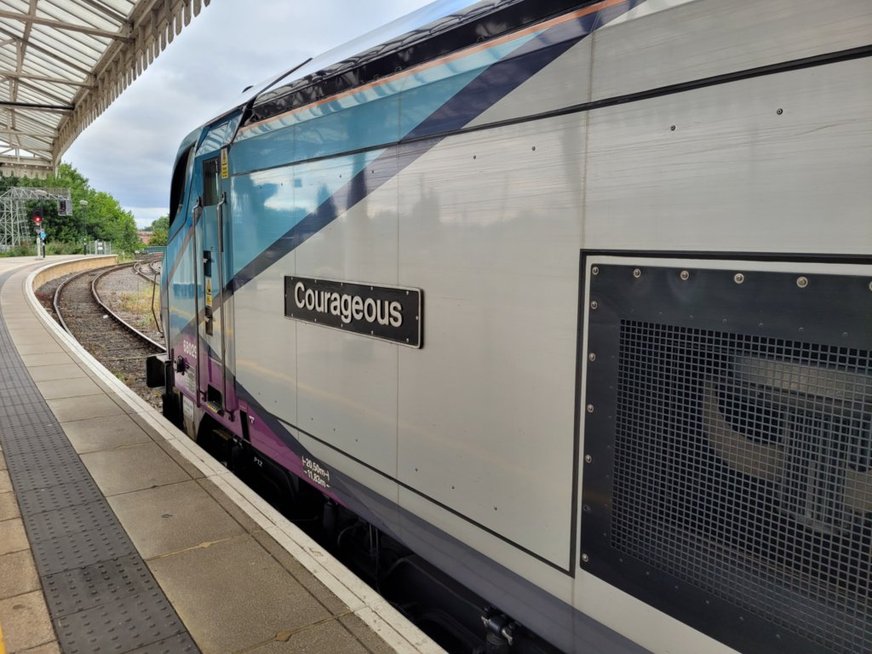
[63, 0, 435, 225]
[127, 207, 169, 229]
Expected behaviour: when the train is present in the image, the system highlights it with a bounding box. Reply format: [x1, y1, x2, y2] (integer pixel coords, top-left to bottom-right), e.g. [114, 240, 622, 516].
[146, 1, 872, 652]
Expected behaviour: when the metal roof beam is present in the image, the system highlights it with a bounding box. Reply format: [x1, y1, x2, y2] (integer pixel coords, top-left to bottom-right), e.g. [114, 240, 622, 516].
[14, 76, 74, 105]
[0, 143, 52, 155]
[0, 70, 95, 88]
[0, 9, 132, 41]
[0, 152, 51, 162]
[0, 101, 72, 112]
[0, 27, 95, 77]
[0, 129, 53, 143]
[76, 0, 129, 27]
[0, 155, 52, 168]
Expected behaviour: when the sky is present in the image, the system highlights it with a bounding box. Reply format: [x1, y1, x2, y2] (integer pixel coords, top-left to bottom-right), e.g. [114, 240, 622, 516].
[63, 0, 435, 228]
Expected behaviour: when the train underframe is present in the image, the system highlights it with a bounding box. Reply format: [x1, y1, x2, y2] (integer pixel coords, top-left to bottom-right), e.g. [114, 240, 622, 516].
[152, 375, 558, 654]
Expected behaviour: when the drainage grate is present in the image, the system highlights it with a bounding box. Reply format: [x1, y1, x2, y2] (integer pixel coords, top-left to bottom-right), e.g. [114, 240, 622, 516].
[0, 269, 199, 653]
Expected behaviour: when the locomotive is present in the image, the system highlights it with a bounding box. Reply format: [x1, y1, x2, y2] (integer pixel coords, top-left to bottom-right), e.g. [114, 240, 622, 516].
[148, 0, 872, 651]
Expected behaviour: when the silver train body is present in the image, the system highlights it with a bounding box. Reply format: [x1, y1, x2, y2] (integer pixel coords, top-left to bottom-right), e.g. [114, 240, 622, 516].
[152, 1, 872, 651]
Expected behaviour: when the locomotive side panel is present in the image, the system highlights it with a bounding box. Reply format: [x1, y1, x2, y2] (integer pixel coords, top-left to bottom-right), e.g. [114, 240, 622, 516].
[584, 57, 872, 255]
[594, 0, 872, 101]
[395, 114, 585, 571]
[294, 155, 402, 476]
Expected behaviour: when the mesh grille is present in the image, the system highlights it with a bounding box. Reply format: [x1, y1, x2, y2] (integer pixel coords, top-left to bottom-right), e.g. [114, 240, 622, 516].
[613, 321, 872, 654]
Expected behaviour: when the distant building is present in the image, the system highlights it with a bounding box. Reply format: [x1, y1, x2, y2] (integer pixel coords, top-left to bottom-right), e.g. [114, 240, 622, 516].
[138, 230, 152, 244]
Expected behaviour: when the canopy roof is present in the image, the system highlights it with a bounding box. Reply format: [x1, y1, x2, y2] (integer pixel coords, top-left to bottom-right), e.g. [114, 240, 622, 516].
[0, 0, 209, 177]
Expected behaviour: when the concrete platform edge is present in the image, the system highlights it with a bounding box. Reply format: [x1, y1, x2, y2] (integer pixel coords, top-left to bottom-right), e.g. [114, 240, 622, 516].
[23, 262, 442, 654]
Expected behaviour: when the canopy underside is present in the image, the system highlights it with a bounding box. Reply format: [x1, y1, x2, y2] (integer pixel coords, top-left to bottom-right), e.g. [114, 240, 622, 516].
[0, 0, 209, 177]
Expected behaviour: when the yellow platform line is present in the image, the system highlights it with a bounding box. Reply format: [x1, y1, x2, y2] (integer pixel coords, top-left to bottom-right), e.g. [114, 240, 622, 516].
[0, 622, 6, 654]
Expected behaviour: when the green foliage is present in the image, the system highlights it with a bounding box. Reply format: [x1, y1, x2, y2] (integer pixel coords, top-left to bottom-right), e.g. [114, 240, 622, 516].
[148, 215, 170, 246]
[46, 241, 87, 255]
[6, 162, 141, 255]
[1, 243, 36, 257]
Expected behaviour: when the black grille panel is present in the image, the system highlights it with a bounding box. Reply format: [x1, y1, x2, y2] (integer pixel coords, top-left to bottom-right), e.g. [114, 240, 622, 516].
[614, 323, 872, 653]
[581, 262, 872, 654]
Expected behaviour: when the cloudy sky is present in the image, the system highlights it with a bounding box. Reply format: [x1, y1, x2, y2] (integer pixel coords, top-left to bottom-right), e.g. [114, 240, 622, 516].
[63, 0, 434, 228]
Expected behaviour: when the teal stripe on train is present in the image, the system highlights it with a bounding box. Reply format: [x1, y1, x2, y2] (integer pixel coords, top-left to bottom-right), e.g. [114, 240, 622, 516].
[228, 32, 540, 175]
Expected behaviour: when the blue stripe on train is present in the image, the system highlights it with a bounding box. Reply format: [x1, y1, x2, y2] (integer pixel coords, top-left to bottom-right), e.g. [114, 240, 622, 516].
[226, 0, 640, 294]
[229, 34, 539, 176]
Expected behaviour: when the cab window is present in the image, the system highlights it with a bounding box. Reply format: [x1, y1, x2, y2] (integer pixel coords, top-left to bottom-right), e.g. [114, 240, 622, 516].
[202, 158, 221, 206]
[168, 146, 194, 225]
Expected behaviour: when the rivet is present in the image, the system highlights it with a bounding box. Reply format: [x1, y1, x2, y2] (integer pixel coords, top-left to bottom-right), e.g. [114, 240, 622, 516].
[586, 404, 595, 414]
[591, 266, 599, 276]
[588, 352, 596, 362]
[796, 276, 809, 288]
[733, 273, 745, 284]
[585, 454, 592, 464]
[590, 300, 598, 310]
[632, 268, 641, 278]
[680, 270, 690, 281]
[581, 553, 590, 563]
[670, 125, 676, 131]
[776, 108, 783, 115]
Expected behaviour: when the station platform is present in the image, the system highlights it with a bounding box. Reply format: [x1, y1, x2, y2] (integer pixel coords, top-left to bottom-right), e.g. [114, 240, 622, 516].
[0, 256, 439, 654]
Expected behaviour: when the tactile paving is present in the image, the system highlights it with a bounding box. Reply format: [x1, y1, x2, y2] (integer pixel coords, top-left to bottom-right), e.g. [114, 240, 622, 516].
[55, 591, 189, 654]
[0, 268, 199, 653]
[0, 428, 73, 455]
[28, 505, 138, 578]
[0, 411, 60, 431]
[17, 479, 104, 515]
[43, 556, 162, 617]
[6, 442, 84, 472]
[9, 457, 92, 492]
[128, 633, 200, 654]
[24, 501, 130, 543]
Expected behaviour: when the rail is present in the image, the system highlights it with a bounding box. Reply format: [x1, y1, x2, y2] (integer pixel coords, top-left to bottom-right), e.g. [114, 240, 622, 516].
[53, 263, 166, 353]
[132, 256, 163, 336]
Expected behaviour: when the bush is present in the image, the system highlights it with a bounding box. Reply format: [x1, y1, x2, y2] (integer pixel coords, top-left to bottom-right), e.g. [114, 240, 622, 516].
[0, 243, 36, 257]
[46, 241, 87, 255]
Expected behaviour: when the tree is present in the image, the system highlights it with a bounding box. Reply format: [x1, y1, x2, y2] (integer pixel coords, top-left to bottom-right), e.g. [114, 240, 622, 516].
[19, 163, 141, 253]
[148, 216, 169, 246]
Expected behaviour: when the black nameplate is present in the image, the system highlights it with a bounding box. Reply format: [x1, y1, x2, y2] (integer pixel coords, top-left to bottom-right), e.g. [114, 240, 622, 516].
[284, 276, 422, 348]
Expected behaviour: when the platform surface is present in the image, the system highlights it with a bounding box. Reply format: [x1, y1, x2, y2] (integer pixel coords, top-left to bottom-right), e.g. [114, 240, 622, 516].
[0, 256, 438, 654]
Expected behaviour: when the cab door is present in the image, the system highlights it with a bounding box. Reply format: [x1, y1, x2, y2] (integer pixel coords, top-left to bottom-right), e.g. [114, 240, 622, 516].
[196, 153, 235, 418]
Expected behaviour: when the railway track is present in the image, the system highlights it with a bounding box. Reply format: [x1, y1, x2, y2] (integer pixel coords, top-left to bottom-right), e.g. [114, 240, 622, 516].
[53, 263, 165, 407]
[132, 256, 162, 284]
[131, 255, 163, 335]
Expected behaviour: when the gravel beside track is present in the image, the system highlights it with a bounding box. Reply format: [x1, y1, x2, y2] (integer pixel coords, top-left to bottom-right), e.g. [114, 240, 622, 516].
[97, 262, 164, 343]
[39, 263, 165, 410]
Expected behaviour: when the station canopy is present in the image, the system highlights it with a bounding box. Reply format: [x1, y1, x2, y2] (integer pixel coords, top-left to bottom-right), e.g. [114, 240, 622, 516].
[0, 0, 209, 177]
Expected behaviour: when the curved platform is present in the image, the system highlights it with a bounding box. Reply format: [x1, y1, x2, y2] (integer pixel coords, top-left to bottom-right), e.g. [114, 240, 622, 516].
[0, 256, 440, 654]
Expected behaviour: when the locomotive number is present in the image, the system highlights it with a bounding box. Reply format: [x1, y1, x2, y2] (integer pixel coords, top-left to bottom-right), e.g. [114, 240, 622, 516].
[182, 339, 197, 358]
